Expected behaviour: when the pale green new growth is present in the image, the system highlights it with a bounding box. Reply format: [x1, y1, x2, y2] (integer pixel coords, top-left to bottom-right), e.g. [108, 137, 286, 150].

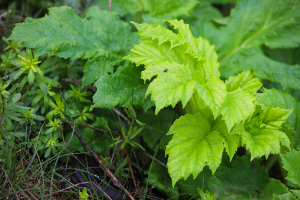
[219, 88, 256, 131]
[232, 107, 292, 159]
[165, 113, 224, 186]
[125, 20, 225, 116]
[226, 71, 262, 94]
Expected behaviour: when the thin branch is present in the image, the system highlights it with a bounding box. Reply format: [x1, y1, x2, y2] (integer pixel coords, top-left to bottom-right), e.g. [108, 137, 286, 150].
[125, 148, 137, 190]
[109, 0, 112, 11]
[93, 182, 113, 200]
[2, 167, 20, 200]
[113, 108, 131, 126]
[65, 123, 135, 200]
[44, 182, 89, 197]
[8, 94, 25, 108]
[62, 78, 97, 92]
[60, 120, 69, 172]
[26, 190, 38, 200]
[143, 152, 166, 167]
[62, 120, 119, 135]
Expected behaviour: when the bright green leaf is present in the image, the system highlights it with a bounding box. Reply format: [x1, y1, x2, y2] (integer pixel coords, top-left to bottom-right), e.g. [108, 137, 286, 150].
[166, 113, 224, 186]
[219, 88, 256, 131]
[226, 70, 262, 94]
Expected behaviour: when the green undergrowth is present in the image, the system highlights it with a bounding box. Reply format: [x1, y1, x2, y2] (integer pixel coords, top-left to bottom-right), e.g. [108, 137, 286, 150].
[1, 0, 300, 199]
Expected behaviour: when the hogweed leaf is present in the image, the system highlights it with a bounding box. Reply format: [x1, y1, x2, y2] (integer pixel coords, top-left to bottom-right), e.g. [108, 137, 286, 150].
[259, 108, 293, 130]
[215, 0, 300, 89]
[233, 106, 292, 159]
[281, 150, 300, 187]
[8, 6, 138, 86]
[226, 70, 262, 94]
[92, 64, 153, 111]
[219, 88, 256, 131]
[125, 20, 225, 114]
[166, 113, 224, 186]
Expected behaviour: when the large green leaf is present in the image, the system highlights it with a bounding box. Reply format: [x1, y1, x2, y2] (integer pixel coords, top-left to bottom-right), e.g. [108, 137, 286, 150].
[125, 20, 226, 114]
[191, 0, 300, 90]
[209, 156, 288, 199]
[8, 6, 139, 86]
[219, 88, 256, 131]
[92, 64, 153, 111]
[165, 113, 224, 186]
[281, 150, 300, 187]
[225, 70, 262, 95]
[232, 107, 291, 159]
[256, 88, 300, 148]
[141, 0, 198, 24]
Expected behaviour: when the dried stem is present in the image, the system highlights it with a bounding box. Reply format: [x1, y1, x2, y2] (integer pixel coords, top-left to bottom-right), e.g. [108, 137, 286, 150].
[26, 190, 38, 200]
[60, 121, 69, 171]
[125, 148, 137, 190]
[93, 182, 113, 200]
[44, 182, 89, 197]
[143, 152, 166, 167]
[113, 108, 131, 126]
[65, 122, 135, 200]
[2, 167, 20, 200]
[62, 120, 119, 135]
[62, 78, 97, 92]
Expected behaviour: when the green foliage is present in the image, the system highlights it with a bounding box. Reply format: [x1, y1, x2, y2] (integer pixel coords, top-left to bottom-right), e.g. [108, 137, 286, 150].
[209, 157, 289, 199]
[165, 113, 224, 186]
[194, 0, 300, 90]
[281, 150, 300, 187]
[79, 187, 90, 200]
[145, 162, 179, 200]
[98, 0, 198, 24]
[3, 0, 300, 199]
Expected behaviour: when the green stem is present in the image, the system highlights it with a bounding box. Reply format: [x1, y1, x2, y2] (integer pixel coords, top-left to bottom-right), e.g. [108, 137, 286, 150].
[278, 155, 288, 184]
[264, 154, 278, 171]
[1, 95, 6, 124]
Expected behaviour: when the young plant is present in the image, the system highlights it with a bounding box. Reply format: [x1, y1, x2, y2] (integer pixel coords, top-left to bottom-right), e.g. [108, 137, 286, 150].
[125, 19, 292, 186]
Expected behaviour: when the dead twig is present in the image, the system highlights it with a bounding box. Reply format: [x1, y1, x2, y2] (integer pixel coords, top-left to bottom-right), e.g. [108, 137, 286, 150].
[60, 121, 69, 172]
[62, 78, 97, 92]
[92, 182, 113, 200]
[44, 182, 89, 197]
[65, 122, 135, 200]
[143, 152, 166, 167]
[125, 148, 137, 190]
[113, 108, 131, 126]
[62, 120, 119, 135]
[109, 0, 112, 11]
[2, 167, 20, 200]
[26, 190, 38, 200]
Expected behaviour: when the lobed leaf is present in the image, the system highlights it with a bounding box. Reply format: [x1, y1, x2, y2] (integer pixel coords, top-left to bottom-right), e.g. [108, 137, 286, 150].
[92, 64, 153, 111]
[281, 150, 300, 187]
[165, 113, 224, 186]
[191, 0, 300, 90]
[125, 20, 225, 114]
[225, 70, 262, 95]
[232, 107, 292, 159]
[8, 6, 139, 87]
[209, 156, 289, 199]
[256, 88, 300, 148]
[219, 88, 256, 131]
